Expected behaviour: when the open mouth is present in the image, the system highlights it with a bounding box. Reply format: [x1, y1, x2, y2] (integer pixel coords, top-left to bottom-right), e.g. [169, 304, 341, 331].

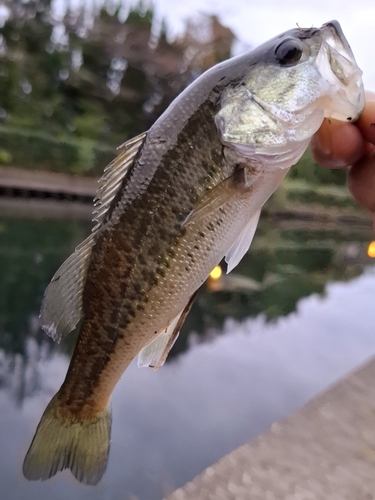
[314, 21, 364, 122]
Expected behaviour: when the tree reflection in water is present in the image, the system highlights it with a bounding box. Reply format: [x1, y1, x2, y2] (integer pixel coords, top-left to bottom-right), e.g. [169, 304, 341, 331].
[0, 209, 373, 406]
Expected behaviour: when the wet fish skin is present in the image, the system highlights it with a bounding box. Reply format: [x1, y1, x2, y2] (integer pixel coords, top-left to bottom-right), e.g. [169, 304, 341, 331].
[61, 98, 230, 412]
[23, 20, 364, 485]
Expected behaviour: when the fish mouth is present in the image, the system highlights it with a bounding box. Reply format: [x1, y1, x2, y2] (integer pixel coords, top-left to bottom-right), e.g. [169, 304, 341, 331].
[316, 20, 365, 122]
[322, 21, 353, 56]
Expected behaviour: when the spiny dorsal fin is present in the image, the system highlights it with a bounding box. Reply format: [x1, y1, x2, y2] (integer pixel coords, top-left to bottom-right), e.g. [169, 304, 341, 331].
[40, 233, 95, 342]
[39, 132, 147, 342]
[92, 132, 146, 232]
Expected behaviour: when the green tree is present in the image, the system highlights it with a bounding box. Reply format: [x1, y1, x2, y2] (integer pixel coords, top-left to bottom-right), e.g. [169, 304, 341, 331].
[0, 1, 235, 174]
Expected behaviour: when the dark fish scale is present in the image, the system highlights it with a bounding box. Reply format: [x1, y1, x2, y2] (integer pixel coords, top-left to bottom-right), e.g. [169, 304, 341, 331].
[132, 283, 143, 294]
[138, 254, 147, 266]
[147, 243, 161, 256]
[156, 267, 166, 278]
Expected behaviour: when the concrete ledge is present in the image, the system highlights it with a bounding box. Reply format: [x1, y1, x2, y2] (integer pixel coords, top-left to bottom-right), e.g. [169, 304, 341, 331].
[0, 167, 97, 196]
[166, 357, 375, 499]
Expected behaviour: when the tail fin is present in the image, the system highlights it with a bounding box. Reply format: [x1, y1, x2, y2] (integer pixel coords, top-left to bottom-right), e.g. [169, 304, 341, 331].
[23, 395, 111, 485]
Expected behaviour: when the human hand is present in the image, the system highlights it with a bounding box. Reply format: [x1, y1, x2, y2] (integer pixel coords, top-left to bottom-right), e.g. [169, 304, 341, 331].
[311, 91, 375, 229]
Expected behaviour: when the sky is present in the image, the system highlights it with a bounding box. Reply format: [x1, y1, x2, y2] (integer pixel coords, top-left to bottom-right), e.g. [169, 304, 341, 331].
[52, 0, 375, 88]
[150, 0, 375, 90]
[155, 0, 375, 90]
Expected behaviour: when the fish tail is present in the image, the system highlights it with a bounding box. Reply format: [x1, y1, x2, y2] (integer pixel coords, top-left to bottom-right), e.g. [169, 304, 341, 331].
[23, 394, 111, 485]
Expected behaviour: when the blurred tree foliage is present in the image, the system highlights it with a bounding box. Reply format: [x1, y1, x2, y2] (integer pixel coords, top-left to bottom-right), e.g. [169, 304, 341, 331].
[0, 0, 234, 174]
[0, 0, 347, 184]
[288, 148, 346, 186]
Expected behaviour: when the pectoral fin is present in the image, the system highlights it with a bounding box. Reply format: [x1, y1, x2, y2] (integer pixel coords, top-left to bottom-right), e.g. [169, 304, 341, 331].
[183, 175, 246, 227]
[138, 292, 198, 370]
[225, 209, 261, 273]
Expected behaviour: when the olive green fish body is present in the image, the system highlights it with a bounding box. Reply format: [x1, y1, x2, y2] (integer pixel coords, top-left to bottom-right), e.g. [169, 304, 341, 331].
[59, 96, 280, 412]
[59, 98, 228, 411]
[23, 21, 365, 485]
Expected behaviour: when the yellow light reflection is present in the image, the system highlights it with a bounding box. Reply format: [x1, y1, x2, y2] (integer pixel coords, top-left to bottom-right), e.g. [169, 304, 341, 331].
[368, 241, 375, 258]
[210, 265, 222, 280]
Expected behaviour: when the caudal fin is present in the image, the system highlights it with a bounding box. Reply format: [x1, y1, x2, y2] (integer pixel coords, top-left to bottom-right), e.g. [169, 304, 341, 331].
[23, 395, 111, 485]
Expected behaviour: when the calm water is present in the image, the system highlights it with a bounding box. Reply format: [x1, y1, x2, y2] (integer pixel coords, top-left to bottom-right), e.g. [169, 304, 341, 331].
[1, 202, 375, 499]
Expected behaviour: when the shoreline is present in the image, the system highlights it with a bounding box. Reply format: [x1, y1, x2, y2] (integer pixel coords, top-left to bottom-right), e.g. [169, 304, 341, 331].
[0, 166, 372, 228]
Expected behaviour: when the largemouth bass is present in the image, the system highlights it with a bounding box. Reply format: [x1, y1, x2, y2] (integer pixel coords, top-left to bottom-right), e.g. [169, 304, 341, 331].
[23, 21, 364, 485]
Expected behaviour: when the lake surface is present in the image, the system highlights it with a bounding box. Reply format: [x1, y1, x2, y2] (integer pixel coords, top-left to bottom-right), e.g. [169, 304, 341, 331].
[1, 201, 375, 499]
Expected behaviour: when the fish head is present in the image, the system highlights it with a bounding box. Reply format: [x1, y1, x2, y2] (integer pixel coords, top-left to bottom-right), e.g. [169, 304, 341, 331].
[216, 20, 365, 168]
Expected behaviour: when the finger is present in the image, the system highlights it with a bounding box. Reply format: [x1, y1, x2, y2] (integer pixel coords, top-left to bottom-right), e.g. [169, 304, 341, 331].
[348, 151, 375, 213]
[355, 91, 375, 146]
[310, 118, 365, 169]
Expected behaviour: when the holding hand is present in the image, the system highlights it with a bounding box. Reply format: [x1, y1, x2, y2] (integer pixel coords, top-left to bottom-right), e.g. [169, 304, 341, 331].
[311, 92, 375, 228]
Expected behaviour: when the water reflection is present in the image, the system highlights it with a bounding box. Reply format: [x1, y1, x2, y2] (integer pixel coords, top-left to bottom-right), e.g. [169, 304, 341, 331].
[0, 205, 374, 499]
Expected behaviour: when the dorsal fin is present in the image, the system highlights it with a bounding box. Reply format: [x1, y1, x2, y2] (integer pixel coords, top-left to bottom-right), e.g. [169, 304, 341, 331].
[40, 132, 147, 342]
[92, 132, 146, 232]
[40, 233, 96, 342]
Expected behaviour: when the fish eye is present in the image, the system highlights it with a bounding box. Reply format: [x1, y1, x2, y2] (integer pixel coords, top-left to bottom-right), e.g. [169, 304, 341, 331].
[275, 39, 303, 66]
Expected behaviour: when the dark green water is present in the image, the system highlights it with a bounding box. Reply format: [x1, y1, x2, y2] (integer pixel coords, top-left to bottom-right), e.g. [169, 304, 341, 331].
[0, 203, 375, 499]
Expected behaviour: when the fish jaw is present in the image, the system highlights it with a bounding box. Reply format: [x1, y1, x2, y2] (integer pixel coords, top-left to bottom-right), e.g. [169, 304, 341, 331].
[315, 21, 365, 122]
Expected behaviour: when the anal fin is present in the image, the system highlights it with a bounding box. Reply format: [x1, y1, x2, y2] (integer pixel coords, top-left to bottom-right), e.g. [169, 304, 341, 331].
[138, 292, 198, 370]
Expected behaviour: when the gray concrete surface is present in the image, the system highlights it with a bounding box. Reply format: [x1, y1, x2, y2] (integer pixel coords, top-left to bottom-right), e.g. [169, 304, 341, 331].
[166, 358, 375, 500]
